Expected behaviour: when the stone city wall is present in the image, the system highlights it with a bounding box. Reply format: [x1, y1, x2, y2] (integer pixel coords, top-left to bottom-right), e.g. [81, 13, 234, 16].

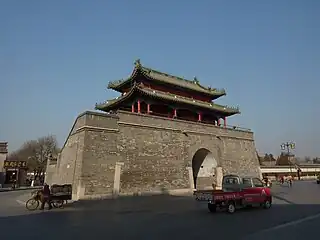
[46, 111, 260, 200]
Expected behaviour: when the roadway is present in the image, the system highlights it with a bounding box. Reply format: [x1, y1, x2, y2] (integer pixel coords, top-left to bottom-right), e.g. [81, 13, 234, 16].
[0, 181, 319, 239]
[0, 190, 33, 217]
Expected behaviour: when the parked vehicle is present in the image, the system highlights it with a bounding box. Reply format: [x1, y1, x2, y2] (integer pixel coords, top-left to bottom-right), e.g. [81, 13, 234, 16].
[194, 175, 272, 214]
[317, 175, 320, 184]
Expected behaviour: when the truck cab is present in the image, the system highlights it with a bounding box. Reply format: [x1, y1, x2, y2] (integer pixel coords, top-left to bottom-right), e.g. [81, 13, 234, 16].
[222, 175, 265, 192]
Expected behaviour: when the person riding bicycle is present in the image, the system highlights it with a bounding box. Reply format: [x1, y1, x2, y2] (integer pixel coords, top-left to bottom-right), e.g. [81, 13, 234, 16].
[40, 183, 52, 210]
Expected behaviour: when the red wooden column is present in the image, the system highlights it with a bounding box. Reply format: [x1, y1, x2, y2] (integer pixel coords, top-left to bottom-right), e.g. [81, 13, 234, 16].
[147, 103, 150, 114]
[137, 100, 141, 113]
[131, 102, 135, 113]
[223, 117, 227, 128]
[198, 112, 202, 122]
[173, 109, 177, 118]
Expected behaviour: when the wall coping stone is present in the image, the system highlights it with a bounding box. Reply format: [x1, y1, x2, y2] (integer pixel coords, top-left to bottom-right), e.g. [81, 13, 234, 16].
[61, 110, 119, 151]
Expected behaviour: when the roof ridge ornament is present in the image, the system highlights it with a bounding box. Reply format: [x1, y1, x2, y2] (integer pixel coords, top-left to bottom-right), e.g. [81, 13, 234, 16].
[134, 59, 141, 68]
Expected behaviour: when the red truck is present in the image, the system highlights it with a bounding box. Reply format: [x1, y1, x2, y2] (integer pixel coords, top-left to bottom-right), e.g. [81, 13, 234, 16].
[195, 174, 272, 214]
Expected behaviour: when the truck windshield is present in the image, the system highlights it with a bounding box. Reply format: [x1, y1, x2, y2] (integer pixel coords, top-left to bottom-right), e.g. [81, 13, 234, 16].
[252, 178, 264, 187]
[242, 178, 252, 187]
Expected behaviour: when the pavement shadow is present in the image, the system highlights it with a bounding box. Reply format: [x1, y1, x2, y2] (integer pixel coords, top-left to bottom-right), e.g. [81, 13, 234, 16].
[272, 195, 295, 204]
[0, 195, 320, 239]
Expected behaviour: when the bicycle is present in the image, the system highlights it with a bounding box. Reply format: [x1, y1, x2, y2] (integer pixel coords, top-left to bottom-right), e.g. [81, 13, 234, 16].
[25, 190, 64, 211]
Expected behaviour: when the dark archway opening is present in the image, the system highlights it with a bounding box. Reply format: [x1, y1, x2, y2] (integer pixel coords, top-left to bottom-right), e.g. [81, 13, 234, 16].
[192, 148, 217, 189]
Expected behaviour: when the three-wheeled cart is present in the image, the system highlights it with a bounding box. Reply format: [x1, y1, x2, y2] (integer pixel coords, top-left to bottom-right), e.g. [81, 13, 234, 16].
[25, 184, 72, 211]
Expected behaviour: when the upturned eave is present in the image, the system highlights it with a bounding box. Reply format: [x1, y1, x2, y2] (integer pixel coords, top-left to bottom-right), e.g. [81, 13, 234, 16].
[107, 59, 227, 99]
[96, 84, 240, 116]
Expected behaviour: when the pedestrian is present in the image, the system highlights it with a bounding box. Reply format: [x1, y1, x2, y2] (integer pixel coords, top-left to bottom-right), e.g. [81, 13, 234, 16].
[297, 169, 301, 180]
[288, 176, 293, 187]
[11, 179, 16, 190]
[40, 183, 52, 210]
[280, 176, 284, 185]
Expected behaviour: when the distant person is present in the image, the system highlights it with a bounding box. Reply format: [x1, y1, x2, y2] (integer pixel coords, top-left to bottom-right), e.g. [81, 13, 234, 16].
[11, 179, 16, 190]
[40, 183, 52, 210]
[280, 176, 284, 185]
[288, 176, 293, 187]
[297, 169, 301, 180]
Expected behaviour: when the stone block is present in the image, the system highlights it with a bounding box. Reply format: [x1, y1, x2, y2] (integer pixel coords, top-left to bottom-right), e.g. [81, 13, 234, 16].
[48, 111, 260, 199]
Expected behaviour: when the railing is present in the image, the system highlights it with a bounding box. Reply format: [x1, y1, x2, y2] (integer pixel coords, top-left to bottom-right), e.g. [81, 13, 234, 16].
[260, 164, 320, 168]
[138, 112, 251, 132]
[223, 124, 251, 131]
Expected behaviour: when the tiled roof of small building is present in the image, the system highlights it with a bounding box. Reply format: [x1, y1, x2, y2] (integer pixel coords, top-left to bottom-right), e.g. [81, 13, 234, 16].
[0, 142, 8, 154]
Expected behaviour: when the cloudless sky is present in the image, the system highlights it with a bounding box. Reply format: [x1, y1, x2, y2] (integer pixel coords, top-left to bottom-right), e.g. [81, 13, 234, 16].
[0, 0, 319, 157]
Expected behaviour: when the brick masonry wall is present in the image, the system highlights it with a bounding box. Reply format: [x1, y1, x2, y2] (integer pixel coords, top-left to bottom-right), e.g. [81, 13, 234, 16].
[82, 127, 119, 195]
[0, 153, 6, 185]
[45, 117, 86, 196]
[0, 153, 6, 170]
[55, 132, 85, 187]
[45, 164, 55, 185]
[48, 110, 261, 198]
[116, 111, 260, 193]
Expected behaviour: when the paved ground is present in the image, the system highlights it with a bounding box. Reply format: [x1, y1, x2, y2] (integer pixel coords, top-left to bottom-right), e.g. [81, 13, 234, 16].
[0, 190, 34, 217]
[0, 186, 40, 192]
[0, 181, 320, 240]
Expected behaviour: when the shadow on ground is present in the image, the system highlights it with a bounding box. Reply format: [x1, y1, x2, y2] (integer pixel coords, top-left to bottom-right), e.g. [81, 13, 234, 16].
[0, 194, 320, 240]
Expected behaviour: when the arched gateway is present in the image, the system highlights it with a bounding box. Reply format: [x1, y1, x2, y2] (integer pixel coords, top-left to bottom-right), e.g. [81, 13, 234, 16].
[192, 148, 218, 190]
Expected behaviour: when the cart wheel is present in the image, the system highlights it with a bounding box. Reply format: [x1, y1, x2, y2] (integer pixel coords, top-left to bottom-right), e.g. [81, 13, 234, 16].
[52, 200, 64, 208]
[26, 199, 39, 211]
[208, 203, 216, 213]
[263, 199, 272, 209]
[226, 202, 236, 214]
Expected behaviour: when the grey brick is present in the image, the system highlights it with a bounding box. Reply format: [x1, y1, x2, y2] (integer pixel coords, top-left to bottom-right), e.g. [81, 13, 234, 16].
[46, 110, 260, 198]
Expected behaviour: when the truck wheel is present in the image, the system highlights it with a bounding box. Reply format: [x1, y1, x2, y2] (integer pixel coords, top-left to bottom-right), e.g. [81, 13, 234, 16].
[208, 203, 216, 213]
[227, 202, 236, 214]
[263, 199, 272, 209]
[52, 200, 64, 208]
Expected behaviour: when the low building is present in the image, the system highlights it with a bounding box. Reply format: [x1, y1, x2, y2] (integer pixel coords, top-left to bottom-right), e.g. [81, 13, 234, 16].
[261, 164, 320, 180]
[0, 142, 8, 187]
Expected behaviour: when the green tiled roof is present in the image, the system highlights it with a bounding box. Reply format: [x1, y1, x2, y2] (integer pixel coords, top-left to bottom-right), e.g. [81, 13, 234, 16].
[108, 59, 226, 97]
[95, 84, 240, 116]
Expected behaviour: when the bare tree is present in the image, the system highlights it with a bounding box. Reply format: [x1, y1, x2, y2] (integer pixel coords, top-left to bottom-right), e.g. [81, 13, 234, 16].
[312, 157, 320, 164]
[304, 156, 312, 163]
[9, 135, 60, 176]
